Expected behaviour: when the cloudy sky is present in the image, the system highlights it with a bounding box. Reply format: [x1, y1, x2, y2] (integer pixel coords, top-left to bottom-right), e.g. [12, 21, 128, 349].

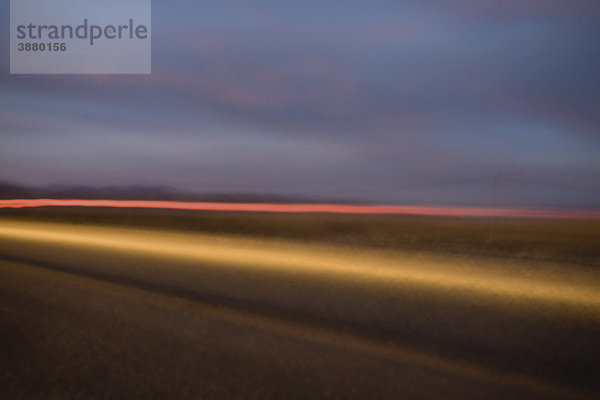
[1, 0, 599, 206]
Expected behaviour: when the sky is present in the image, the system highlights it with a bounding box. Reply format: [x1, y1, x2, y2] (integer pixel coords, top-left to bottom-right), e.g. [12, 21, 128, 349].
[1, 0, 600, 206]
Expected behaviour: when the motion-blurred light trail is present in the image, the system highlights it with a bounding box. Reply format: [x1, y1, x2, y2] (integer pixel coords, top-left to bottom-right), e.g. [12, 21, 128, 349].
[1, 199, 599, 219]
[1, 221, 599, 311]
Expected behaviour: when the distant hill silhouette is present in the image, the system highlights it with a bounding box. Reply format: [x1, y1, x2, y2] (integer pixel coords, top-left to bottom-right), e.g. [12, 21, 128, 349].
[0, 182, 355, 204]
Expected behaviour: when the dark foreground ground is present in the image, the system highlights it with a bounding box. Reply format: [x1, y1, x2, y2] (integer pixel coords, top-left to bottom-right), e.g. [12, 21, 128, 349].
[0, 210, 599, 399]
[4, 258, 593, 400]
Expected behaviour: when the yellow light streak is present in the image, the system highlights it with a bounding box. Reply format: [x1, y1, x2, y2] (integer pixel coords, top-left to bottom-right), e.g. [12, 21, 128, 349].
[0, 220, 598, 311]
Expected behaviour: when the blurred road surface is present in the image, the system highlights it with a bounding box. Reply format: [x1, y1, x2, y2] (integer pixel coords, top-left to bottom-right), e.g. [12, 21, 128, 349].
[0, 220, 598, 399]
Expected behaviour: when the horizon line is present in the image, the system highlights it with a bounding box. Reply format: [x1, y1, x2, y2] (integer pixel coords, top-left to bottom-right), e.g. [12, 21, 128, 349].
[1, 199, 600, 220]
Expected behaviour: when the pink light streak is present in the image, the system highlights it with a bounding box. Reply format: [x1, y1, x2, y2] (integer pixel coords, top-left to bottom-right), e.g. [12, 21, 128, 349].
[0, 199, 599, 220]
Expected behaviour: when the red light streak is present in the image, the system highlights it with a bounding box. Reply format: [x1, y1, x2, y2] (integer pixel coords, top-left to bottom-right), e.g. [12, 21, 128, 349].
[0, 199, 599, 219]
